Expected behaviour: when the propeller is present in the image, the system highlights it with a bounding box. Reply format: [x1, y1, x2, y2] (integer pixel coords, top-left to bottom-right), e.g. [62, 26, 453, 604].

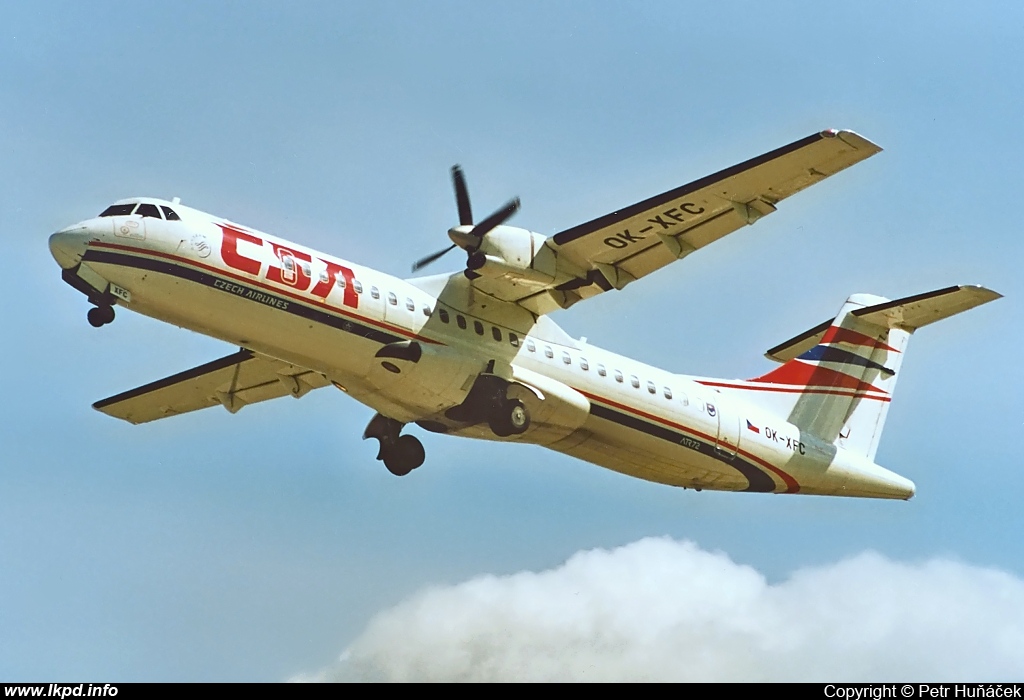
[411, 165, 520, 272]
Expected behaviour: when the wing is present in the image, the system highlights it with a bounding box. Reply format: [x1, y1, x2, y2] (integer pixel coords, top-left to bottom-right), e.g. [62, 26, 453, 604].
[93, 349, 331, 424]
[513, 129, 881, 314]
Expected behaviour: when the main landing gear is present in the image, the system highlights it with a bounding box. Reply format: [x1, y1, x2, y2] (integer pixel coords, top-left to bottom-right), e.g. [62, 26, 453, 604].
[363, 413, 425, 477]
[87, 304, 115, 328]
[362, 376, 532, 477]
[445, 374, 531, 438]
[487, 397, 530, 437]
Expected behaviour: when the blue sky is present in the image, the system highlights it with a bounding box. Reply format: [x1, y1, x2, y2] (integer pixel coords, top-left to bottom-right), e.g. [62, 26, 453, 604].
[2, 1, 1023, 681]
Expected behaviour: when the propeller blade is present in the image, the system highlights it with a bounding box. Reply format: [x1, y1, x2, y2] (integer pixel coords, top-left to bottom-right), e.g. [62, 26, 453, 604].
[411, 243, 458, 272]
[469, 197, 520, 242]
[451, 165, 473, 225]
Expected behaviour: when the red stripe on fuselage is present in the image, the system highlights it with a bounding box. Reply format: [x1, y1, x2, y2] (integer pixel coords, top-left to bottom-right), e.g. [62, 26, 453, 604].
[696, 380, 892, 402]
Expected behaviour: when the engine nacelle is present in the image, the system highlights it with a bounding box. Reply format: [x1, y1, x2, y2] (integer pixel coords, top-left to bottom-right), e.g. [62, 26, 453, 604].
[467, 225, 556, 286]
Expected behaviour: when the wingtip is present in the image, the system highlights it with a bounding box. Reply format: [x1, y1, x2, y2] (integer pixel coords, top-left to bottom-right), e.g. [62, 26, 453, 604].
[960, 284, 1004, 302]
[824, 128, 884, 154]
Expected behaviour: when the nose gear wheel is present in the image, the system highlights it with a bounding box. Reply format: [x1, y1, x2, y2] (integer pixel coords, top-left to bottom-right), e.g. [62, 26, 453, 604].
[87, 305, 115, 328]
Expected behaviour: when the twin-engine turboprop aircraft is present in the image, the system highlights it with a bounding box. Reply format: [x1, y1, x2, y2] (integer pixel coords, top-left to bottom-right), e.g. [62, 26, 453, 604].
[49, 129, 1000, 498]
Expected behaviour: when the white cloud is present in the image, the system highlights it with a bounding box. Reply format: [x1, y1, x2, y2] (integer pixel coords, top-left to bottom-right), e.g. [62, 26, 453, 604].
[300, 538, 1024, 682]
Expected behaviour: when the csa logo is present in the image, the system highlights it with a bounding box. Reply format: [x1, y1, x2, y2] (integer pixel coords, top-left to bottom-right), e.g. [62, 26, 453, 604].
[190, 234, 212, 258]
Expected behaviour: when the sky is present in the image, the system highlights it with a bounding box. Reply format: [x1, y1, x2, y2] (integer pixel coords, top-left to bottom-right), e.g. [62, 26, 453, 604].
[2, 0, 1023, 682]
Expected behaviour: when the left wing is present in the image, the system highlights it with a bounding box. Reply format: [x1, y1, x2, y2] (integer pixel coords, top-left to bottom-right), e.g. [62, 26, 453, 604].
[509, 129, 881, 315]
[93, 349, 330, 424]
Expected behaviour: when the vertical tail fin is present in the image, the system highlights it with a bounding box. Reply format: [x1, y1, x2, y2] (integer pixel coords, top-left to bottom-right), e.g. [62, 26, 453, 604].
[715, 286, 1000, 460]
[754, 293, 908, 460]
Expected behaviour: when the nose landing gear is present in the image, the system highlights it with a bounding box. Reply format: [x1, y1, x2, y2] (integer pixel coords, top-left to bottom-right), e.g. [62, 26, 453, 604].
[87, 304, 115, 328]
[363, 413, 425, 476]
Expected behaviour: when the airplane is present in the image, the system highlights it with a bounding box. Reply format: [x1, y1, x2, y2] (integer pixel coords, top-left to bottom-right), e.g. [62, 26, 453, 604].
[48, 128, 1001, 499]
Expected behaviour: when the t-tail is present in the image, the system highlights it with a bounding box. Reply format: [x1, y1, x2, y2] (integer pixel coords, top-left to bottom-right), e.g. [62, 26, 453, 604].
[705, 285, 1001, 464]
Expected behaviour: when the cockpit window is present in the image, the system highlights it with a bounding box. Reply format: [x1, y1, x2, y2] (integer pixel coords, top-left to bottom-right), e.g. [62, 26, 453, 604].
[136, 203, 161, 218]
[99, 204, 137, 217]
[160, 206, 181, 221]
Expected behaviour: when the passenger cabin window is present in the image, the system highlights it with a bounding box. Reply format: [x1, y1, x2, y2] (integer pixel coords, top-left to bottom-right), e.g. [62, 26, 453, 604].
[526, 339, 536, 352]
[421, 304, 430, 316]
[336, 276, 346, 289]
[160, 206, 181, 221]
[300, 262, 311, 276]
[630, 375, 640, 389]
[439, 309, 449, 323]
[319, 270, 330, 284]
[597, 364, 606, 377]
[99, 203, 136, 217]
[664, 387, 673, 400]
[456, 315, 467, 330]
[387, 291, 398, 306]
[473, 320, 484, 336]
[136, 203, 161, 218]
[370, 286, 380, 300]
[562, 351, 571, 365]
[614, 370, 624, 383]
[544, 346, 554, 359]
[509, 333, 519, 347]
[678, 392, 689, 407]
[580, 358, 589, 371]
[492, 327, 502, 342]
[353, 280, 363, 294]
[647, 380, 656, 394]
[406, 298, 416, 312]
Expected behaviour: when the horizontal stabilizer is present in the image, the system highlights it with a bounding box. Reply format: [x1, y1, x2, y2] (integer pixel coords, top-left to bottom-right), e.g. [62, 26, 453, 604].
[851, 285, 1002, 331]
[765, 285, 1001, 363]
[93, 349, 330, 424]
[765, 318, 833, 363]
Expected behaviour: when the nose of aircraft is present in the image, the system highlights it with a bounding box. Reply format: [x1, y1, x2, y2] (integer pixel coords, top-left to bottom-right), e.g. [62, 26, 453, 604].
[49, 226, 90, 269]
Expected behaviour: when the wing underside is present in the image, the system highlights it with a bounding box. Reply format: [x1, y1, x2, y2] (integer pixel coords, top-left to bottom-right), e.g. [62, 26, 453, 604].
[503, 129, 881, 315]
[93, 349, 330, 424]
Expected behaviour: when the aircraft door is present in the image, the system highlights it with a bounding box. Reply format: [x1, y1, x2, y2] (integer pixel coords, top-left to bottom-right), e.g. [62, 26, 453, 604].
[709, 397, 740, 457]
[382, 289, 411, 328]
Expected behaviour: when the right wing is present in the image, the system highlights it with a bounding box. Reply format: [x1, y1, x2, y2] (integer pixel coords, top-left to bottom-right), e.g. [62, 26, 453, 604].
[469, 129, 881, 316]
[93, 349, 330, 424]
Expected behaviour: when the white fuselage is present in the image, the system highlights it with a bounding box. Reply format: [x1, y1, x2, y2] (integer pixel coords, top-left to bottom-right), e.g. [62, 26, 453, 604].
[49, 198, 915, 499]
